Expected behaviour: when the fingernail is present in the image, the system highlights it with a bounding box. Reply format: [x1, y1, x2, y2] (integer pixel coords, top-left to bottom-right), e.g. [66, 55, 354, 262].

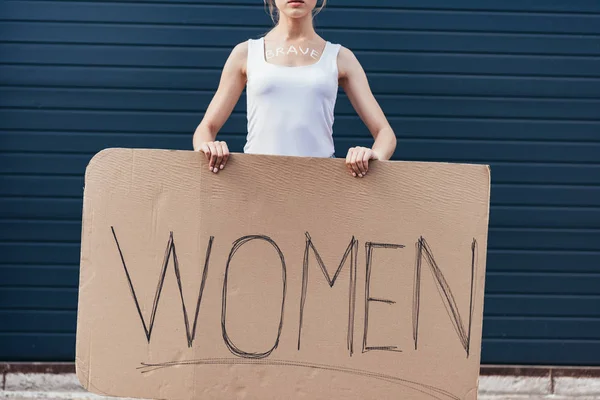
[359, 174, 363, 178]
[220, 164, 224, 170]
[352, 172, 356, 177]
[213, 168, 218, 173]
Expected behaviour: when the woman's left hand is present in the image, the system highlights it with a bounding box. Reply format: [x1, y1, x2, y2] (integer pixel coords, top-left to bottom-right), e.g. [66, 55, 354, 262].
[345, 146, 379, 178]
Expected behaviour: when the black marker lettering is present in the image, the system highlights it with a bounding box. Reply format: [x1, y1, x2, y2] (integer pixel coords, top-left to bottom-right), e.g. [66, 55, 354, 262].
[412, 237, 478, 356]
[363, 242, 405, 353]
[222, 235, 287, 359]
[298, 232, 358, 355]
[111, 227, 213, 347]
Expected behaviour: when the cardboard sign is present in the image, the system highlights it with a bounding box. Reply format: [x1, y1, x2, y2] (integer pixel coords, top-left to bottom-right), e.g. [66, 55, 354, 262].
[76, 149, 490, 400]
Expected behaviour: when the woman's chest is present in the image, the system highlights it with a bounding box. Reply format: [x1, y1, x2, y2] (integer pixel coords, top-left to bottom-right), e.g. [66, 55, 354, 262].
[248, 67, 338, 100]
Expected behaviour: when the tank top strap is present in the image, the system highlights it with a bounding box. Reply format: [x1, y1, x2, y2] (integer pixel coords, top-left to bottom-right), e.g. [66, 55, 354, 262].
[246, 38, 265, 77]
[324, 42, 342, 60]
[321, 42, 342, 75]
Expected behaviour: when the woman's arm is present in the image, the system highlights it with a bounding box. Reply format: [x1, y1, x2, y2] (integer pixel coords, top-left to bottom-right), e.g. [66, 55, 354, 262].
[338, 46, 397, 177]
[193, 41, 248, 173]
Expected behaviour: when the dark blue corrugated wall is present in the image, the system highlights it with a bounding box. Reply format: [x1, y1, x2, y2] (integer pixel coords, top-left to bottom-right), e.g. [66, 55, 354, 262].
[1, 0, 599, 365]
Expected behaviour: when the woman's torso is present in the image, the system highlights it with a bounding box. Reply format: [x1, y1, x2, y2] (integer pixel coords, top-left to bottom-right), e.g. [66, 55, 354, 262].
[244, 37, 342, 158]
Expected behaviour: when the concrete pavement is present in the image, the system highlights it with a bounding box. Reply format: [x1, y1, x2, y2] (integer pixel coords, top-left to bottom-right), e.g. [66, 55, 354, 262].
[1, 372, 600, 399]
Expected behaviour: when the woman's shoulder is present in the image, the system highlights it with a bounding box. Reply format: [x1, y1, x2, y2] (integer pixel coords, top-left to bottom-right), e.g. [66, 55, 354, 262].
[333, 45, 362, 79]
[333, 44, 354, 58]
[322, 39, 354, 58]
[219, 41, 250, 75]
[226, 40, 250, 64]
[331, 43, 358, 63]
[232, 40, 250, 54]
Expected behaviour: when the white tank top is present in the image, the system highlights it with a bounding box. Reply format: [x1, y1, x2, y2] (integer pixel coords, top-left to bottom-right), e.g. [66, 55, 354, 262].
[244, 37, 342, 158]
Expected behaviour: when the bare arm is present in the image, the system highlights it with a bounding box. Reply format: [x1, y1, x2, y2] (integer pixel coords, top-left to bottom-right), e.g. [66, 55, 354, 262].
[193, 41, 248, 172]
[338, 46, 397, 176]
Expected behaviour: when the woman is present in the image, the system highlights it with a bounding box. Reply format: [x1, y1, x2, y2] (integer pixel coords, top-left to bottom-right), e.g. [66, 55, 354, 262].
[192, 0, 397, 178]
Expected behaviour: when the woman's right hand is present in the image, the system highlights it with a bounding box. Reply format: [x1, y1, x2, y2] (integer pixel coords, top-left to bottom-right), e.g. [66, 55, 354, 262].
[197, 141, 230, 173]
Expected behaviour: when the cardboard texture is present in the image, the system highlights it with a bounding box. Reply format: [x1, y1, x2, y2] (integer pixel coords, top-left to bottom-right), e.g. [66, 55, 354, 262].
[76, 148, 491, 400]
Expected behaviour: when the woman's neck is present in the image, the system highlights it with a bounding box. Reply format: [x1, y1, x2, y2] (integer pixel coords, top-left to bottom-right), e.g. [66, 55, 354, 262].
[270, 15, 317, 41]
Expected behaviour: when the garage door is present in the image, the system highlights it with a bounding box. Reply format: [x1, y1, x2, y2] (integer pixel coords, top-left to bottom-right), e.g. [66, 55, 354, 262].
[1, 0, 599, 364]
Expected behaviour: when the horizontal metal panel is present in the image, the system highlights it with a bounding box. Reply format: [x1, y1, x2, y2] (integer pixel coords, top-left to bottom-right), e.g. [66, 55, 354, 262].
[0, 288, 77, 309]
[486, 272, 600, 295]
[0, 176, 86, 197]
[0, 199, 83, 220]
[0, 221, 83, 242]
[0, 333, 74, 361]
[485, 251, 600, 274]
[0, 242, 80, 265]
[361, 132, 600, 158]
[3, 87, 600, 120]
[0, 153, 93, 176]
[4, 66, 600, 98]
[0, 266, 78, 287]
[488, 228, 600, 251]
[0, 310, 76, 333]
[481, 339, 600, 365]
[5, 0, 597, 13]
[3, 111, 600, 142]
[2, 2, 600, 34]
[491, 185, 600, 207]
[3, 22, 600, 55]
[0, 153, 94, 175]
[2, 44, 599, 77]
[484, 294, 600, 317]
[488, 164, 600, 185]
[483, 317, 600, 340]
[490, 207, 600, 229]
